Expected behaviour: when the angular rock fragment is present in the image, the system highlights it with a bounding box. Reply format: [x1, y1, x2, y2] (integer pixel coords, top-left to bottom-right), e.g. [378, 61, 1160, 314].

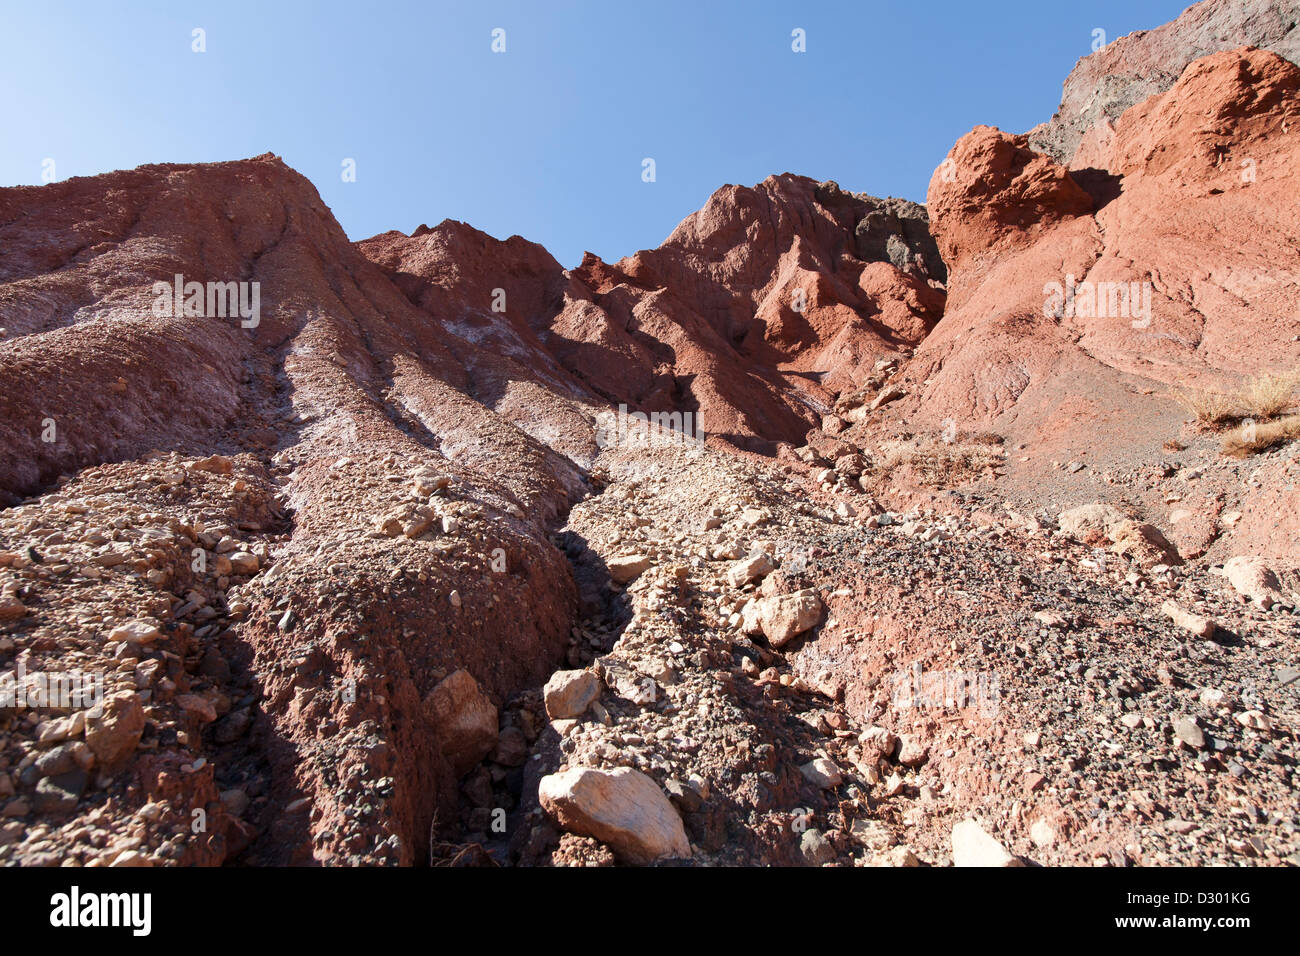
[424, 669, 498, 775]
[543, 669, 602, 720]
[607, 554, 652, 584]
[539, 766, 691, 865]
[84, 692, 146, 768]
[754, 589, 824, 647]
[1161, 600, 1216, 638]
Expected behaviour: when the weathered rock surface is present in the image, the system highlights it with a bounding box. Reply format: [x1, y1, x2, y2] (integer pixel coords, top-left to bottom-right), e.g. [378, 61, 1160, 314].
[903, 44, 1300, 564]
[0, 155, 581, 865]
[361, 175, 944, 455]
[538, 766, 691, 864]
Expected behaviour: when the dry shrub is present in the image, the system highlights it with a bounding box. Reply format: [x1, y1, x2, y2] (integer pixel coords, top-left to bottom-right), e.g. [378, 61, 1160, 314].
[872, 432, 1004, 486]
[1172, 369, 1299, 442]
[1221, 414, 1300, 458]
[1239, 370, 1300, 420]
[1171, 387, 1240, 428]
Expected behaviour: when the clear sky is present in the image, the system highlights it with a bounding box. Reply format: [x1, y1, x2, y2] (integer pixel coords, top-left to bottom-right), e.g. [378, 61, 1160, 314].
[2, 0, 1191, 267]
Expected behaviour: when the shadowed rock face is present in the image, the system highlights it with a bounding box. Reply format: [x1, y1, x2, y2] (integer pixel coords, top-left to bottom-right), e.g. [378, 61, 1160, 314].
[851, 196, 946, 283]
[1028, 0, 1300, 165]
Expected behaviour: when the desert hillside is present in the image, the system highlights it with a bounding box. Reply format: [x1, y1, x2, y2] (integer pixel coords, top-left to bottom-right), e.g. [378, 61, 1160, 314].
[0, 0, 1296, 868]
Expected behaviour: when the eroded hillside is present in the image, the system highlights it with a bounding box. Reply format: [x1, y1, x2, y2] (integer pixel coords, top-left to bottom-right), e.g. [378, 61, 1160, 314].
[0, 0, 1297, 867]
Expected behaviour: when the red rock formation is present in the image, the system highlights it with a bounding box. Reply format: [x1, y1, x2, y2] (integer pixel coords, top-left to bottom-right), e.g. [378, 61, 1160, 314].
[0, 156, 944, 865]
[359, 175, 945, 454]
[896, 47, 1300, 561]
[918, 48, 1300, 414]
[3, 10, 1298, 870]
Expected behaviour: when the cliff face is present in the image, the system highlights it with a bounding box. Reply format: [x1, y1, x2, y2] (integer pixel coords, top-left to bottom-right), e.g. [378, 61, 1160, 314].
[884, 47, 1299, 565]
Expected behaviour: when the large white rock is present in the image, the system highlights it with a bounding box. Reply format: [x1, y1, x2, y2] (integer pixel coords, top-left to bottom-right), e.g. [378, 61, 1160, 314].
[800, 758, 843, 789]
[951, 819, 1021, 867]
[1222, 556, 1284, 608]
[1161, 600, 1216, 638]
[726, 553, 775, 588]
[607, 554, 652, 584]
[108, 619, 160, 646]
[1057, 501, 1125, 542]
[228, 551, 260, 575]
[539, 766, 691, 865]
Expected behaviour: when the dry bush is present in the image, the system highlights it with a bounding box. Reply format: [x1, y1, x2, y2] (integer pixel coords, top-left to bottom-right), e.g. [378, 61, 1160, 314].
[872, 433, 1004, 486]
[1171, 387, 1240, 428]
[1221, 414, 1300, 458]
[1172, 369, 1299, 439]
[1239, 370, 1300, 420]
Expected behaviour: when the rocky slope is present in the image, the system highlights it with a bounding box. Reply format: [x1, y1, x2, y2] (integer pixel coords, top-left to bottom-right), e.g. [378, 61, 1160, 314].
[0, 156, 596, 864]
[0, 0, 1296, 868]
[0, 156, 946, 864]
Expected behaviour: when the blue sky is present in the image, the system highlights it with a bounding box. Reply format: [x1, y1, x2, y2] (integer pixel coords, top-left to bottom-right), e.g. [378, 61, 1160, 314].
[2, 0, 1190, 267]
